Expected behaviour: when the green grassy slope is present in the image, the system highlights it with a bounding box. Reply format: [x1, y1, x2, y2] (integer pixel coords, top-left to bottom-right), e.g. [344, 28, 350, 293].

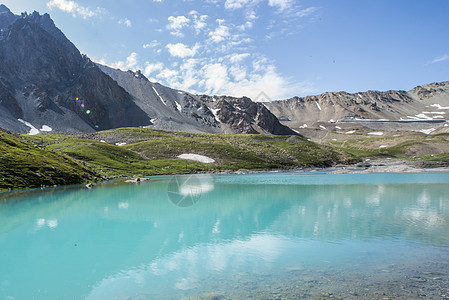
[19, 128, 358, 178]
[328, 132, 449, 162]
[0, 130, 98, 191]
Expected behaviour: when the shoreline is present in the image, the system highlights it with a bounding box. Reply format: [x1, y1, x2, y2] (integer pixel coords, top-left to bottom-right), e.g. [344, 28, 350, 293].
[2, 160, 449, 195]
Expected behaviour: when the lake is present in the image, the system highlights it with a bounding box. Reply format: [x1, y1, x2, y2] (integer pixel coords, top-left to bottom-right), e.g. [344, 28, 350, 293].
[1, 172, 449, 299]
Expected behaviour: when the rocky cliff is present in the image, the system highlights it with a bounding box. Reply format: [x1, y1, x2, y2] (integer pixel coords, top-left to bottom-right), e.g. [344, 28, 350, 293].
[0, 6, 152, 134]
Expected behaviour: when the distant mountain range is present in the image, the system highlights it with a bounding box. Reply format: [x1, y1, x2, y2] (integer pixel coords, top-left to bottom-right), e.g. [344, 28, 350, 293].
[0, 4, 447, 136]
[265, 81, 449, 129]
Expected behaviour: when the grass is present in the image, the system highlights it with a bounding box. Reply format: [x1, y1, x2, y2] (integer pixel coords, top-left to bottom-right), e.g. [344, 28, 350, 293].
[15, 128, 358, 183]
[327, 132, 449, 161]
[4, 126, 448, 192]
[0, 130, 98, 191]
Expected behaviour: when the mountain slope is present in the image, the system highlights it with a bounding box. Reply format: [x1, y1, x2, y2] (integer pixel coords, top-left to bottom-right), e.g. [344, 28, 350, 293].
[99, 65, 296, 135]
[0, 5, 295, 136]
[0, 129, 97, 191]
[265, 81, 449, 132]
[0, 7, 151, 134]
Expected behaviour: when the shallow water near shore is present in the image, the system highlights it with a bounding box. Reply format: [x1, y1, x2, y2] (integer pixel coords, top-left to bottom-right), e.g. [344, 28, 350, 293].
[1, 172, 449, 299]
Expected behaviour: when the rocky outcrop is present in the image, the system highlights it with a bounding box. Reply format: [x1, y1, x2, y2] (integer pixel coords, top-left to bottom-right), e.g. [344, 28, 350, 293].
[198, 95, 297, 135]
[408, 81, 449, 105]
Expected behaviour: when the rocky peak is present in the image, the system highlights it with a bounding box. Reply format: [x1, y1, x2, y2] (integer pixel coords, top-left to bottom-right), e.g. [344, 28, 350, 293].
[409, 81, 449, 103]
[127, 70, 148, 81]
[200, 95, 298, 135]
[0, 5, 18, 32]
[0, 4, 12, 14]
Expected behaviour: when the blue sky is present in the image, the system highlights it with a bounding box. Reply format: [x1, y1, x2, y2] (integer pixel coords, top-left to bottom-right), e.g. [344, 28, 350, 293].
[2, 0, 449, 100]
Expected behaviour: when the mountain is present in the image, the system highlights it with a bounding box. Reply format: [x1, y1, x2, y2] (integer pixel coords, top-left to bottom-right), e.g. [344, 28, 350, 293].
[265, 81, 449, 131]
[98, 65, 296, 135]
[0, 6, 152, 134]
[0, 5, 294, 136]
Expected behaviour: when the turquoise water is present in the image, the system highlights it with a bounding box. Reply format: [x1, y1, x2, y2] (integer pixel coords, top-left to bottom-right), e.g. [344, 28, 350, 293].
[1, 172, 449, 299]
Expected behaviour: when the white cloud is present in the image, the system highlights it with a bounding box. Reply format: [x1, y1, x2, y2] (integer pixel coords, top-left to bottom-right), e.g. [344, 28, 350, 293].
[157, 69, 179, 80]
[208, 20, 231, 43]
[167, 15, 190, 37]
[118, 18, 132, 27]
[153, 0, 163, 2]
[229, 53, 250, 63]
[194, 60, 306, 100]
[229, 65, 247, 81]
[431, 54, 449, 64]
[295, 6, 319, 17]
[225, 0, 254, 9]
[108, 53, 139, 70]
[166, 43, 199, 58]
[143, 40, 161, 49]
[201, 63, 230, 95]
[190, 12, 208, 34]
[268, 0, 293, 12]
[46, 0, 102, 18]
[126, 53, 138, 68]
[144, 62, 164, 77]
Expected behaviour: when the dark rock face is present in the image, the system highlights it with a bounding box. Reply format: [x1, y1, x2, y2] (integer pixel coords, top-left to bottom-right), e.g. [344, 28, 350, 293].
[0, 4, 18, 32]
[0, 6, 151, 133]
[198, 95, 298, 135]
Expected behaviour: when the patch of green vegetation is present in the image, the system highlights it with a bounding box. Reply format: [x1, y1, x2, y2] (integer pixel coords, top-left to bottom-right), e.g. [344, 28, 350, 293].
[0, 130, 98, 191]
[15, 127, 357, 184]
[327, 133, 449, 160]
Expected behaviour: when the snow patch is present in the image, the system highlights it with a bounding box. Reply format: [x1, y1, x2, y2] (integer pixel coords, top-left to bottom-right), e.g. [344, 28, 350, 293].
[316, 102, 322, 111]
[418, 128, 436, 135]
[415, 113, 432, 120]
[18, 119, 39, 135]
[178, 91, 183, 94]
[177, 153, 215, 164]
[299, 124, 308, 129]
[175, 101, 182, 112]
[335, 126, 342, 130]
[115, 142, 127, 146]
[379, 145, 388, 148]
[152, 87, 167, 106]
[346, 130, 355, 134]
[423, 111, 445, 115]
[431, 104, 449, 110]
[210, 108, 221, 122]
[40, 125, 52, 132]
[319, 125, 326, 130]
[368, 132, 384, 136]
